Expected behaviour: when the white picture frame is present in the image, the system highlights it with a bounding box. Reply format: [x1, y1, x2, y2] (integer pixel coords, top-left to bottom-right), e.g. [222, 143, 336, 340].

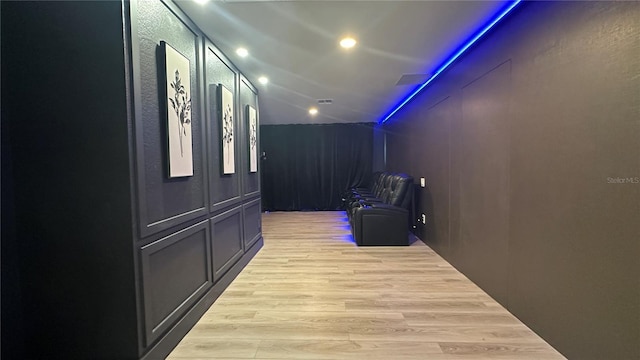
[218, 84, 235, 174]
[162, 41, 193, 178]
[247, 105, 258, 173]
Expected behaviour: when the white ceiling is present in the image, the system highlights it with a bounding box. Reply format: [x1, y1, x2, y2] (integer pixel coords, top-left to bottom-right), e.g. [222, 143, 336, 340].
[175, 0, 510, 124]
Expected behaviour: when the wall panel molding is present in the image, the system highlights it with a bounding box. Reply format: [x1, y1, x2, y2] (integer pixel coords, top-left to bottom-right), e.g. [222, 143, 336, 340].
[240, 76, 260, 198]
[140, 237, 263, 360]
[210, 206, 244, 282]
[140, 220, 212, 346]
[243, 198, 262, 249]
[205, 42, 243, 213]
[130, 0, 209, 238]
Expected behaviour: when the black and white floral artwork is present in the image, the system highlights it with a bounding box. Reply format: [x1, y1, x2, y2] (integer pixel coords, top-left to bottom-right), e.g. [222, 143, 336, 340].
[163, 42, 193, 178]
[219, 85, 235, 174]
[247, 105, 258, 173]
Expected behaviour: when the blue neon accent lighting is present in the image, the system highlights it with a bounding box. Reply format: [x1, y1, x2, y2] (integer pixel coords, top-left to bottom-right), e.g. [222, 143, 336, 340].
[380, 0, 521, 124]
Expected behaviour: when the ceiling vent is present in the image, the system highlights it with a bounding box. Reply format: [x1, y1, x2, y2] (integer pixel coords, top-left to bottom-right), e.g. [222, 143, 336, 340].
[317, 99, 333, 105]
[395, 73, 430, 86]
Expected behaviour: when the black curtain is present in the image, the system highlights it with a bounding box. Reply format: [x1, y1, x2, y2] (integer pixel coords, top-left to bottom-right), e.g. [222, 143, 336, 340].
[261, 123, 373, 211]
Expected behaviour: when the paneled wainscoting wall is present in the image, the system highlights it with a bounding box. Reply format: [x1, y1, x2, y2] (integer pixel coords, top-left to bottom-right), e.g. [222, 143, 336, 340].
[2, 1, 262, 358]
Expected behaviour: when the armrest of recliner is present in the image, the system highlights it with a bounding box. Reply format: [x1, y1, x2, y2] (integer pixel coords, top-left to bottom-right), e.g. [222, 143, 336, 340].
[347, 197, 384, 218]
[349, 197, 383, 211]
[347, 195, 381, 210]
[352, 205, 408, 246]
[364, 202, 406, 210]
[358, 197, 383, 204]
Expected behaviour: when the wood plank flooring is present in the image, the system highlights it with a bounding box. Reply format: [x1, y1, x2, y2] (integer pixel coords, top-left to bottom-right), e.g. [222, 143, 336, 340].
[168, 211, 565, 360]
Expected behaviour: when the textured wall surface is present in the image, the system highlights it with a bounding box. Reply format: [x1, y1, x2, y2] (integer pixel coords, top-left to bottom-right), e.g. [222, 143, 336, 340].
[240, 79, 261, 196]
[131, 0, 262, 357]
[1, 0, 262, 358]
[385, 2, 640, 359]
[206, 45, 240, 210]
[133, 0, 208, 236]
[1, 1, 138, 358]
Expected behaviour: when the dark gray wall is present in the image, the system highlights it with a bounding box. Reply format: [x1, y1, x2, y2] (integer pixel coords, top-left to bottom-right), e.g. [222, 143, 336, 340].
[131, 0, 262, 358]
[132, 0, 208, 237]
[1, 2, 138, 358]
[2, 0, 263, 359]
[206, 45, 241, 212]
[385, 2, 639, 359]
[240, 80, 260, 197]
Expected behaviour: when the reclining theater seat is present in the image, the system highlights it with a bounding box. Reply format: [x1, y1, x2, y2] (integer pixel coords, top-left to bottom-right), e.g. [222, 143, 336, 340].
[344, 172, 389, 206]
[348, 173, 414, 246]
[351, 171, 382, 196]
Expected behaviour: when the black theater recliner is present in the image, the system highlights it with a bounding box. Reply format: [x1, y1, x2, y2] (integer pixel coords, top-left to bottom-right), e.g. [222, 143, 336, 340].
[345, 172, 414, 246]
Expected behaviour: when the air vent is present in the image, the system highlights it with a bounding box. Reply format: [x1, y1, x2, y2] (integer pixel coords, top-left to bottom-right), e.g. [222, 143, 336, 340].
[396, 74, 430, 86]
[317, 99, 333, 105]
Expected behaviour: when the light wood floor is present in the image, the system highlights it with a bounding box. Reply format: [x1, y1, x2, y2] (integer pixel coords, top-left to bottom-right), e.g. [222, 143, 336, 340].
[168, 211, 565, 360]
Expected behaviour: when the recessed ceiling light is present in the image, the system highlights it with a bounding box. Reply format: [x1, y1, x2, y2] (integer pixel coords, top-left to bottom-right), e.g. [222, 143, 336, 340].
[339, 37, 357, 49]
[193, 0, 209, 5]
[309, 107, 318, 115]
[258, 76, 269, 85]
[236, 47, 248, 58]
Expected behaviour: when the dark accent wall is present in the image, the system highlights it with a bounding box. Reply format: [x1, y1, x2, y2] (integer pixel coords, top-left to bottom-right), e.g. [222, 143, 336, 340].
[206, 44, 241, 212]
[240, 79, 261, 198]
[132, 0, 208, 237]
[2, 2, 138, 358]
[1, 1, 262, 359]
[129, 0, 265, 352]
[384, 2, 640, 359]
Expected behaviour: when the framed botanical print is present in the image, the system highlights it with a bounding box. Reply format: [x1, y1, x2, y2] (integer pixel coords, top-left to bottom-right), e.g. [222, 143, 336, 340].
[162, 41, 193, 178]
[247, 105, 258, 173]
[218, 84, 235, 174]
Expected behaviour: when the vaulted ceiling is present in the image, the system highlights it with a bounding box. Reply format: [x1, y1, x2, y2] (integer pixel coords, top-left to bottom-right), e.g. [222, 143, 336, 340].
[175, 0, 511, 124]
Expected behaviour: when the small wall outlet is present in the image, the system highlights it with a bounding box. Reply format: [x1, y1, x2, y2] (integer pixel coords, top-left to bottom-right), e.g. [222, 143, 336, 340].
[420, 177, 426, 187]
[421, 213, 426, 224]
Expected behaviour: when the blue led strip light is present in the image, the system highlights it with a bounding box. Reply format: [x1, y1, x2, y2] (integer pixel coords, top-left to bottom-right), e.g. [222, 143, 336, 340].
[380, 0, 522, 124]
